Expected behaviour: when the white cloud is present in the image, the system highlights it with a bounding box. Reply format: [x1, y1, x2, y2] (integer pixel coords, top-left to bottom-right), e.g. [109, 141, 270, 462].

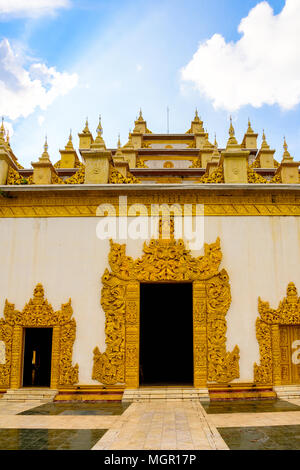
[0, 38, 78, 120]
[181, 0, 300, 112]
[0, 0, 70, 17]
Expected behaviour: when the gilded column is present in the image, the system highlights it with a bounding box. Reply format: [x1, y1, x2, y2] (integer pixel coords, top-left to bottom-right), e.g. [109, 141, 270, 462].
[193, 281, 207, 388]
[50, 326, 60, 389]
[272, 324, 281, 386]
[125, 282, 140, 388]
[10, 326, 23, 389]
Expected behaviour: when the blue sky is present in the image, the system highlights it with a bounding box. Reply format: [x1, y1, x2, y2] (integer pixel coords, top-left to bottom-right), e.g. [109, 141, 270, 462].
[0, 0, 298, 166]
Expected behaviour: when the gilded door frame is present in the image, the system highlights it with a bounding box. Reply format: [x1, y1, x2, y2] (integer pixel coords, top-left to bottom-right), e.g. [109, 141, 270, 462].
[254, 282, 300, 386]
[93, 237, 240, 388]
[0, 284, 79, 389]
[124, 280, 208, 388]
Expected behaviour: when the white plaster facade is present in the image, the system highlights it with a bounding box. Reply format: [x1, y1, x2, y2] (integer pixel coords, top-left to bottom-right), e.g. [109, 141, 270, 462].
[0, 216, 299, 384]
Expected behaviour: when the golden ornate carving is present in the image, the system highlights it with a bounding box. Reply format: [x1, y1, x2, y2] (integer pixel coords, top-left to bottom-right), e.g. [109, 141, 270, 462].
[65, 163, 85, 184]
[6, 167, 27, 185]
[0, 284, 79, 389]
[109, 166, 140, 184]
[247, 166, 268, 184]
[93, 237, 239, 387]
[136, 157, 148, 168]
[254, 282, 300, 385]
[199, 165, 224, 183]
[190, 158, 202, 169]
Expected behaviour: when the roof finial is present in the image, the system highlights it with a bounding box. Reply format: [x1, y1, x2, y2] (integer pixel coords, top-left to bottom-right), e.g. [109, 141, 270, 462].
[261, 129, 270, 150]
[117, 133, 121, 149]
[229, 116, 235, 137]
[40, 135, 50, 161]
[97, 115, 103, 136]
[65, 129, 74, 150]
[0, 117, 5, 145]
[226, 116, 239, 148]
[247, 118, 254, 134]
[282, 136, 292, 160]
[83, 117, 90, 134]
[194, 108, 200, 122]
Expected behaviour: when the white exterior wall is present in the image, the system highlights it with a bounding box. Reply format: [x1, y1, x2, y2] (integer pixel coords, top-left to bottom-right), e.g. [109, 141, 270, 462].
[0, 216, 299, 384]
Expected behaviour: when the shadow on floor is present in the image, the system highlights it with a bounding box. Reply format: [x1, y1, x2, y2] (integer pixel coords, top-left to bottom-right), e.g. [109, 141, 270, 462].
[218, 425, 300, 450]
[19, 401, 130, 416]
[0, 428, 107, 450]
[202, 399, 300, 414]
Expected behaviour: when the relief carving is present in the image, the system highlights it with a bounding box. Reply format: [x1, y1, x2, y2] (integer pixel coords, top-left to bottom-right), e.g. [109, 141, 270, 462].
[93, 237, 240, 387]
[254, 282, 300, 385]
[0, 284, 79, 388]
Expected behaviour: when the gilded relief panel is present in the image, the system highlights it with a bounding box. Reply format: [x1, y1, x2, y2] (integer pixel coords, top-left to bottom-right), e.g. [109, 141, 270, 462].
[254, 282, 300, 386]
[93, 237, 240, 388]
[0, 284, 79, 389]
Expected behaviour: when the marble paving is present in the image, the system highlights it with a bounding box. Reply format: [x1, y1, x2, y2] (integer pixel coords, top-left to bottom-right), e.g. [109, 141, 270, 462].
[0, 398, 300, 449]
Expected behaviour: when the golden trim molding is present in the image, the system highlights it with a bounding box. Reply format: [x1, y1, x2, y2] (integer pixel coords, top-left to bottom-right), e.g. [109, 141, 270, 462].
[254, 282, 300, 385]
[0, 192, 300, 217]
[92, 237, 240, 388]
[0, 284, 79, 389]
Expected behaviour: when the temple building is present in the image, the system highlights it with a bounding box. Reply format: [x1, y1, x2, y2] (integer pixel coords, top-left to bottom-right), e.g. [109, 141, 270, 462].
[0, 110, 300, 402]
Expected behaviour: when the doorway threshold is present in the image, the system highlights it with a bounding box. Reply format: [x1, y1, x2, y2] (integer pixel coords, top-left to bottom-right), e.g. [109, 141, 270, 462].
[122, 387, 209, 402]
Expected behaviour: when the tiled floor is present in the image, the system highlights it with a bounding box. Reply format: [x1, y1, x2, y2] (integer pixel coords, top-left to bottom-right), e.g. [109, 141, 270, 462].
[0, 398, 300, 450]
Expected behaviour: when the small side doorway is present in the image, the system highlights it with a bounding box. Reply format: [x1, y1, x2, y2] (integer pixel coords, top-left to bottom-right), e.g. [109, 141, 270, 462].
[23, 328, 53, 387]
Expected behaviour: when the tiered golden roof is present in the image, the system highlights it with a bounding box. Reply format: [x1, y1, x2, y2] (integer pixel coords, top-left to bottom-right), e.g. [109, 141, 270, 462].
[0, 111, 299, 186]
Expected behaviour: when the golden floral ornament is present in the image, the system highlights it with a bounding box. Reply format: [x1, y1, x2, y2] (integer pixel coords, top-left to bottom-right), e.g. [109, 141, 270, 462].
[0, 283, 79, 388]
[93, 237, 240, 387]
[254, 282, 300, 385]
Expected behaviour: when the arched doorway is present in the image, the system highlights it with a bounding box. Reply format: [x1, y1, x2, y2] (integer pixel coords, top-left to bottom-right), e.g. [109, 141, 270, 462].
[93, 237, 240, 388]
[0, 284, 79, 389]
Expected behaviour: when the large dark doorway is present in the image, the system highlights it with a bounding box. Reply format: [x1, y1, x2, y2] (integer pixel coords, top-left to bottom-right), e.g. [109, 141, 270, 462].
[23, 328, 53, 387]
[140, 283, 193, 386]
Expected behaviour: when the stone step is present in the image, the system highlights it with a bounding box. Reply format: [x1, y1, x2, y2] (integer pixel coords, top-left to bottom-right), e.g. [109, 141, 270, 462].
[274, 385, 300, 399]
[122, 388, 210, 402]
[1, 388, 57, 402]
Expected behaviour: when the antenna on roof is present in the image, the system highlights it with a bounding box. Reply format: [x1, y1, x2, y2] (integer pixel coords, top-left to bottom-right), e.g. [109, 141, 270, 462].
[167, 106, 169, 134]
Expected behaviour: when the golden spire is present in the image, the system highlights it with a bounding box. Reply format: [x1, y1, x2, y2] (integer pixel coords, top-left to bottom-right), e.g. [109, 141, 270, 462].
[0, 117, 5, 145]
[40, 136, 51, 161]
[97, 115, 103, 135]
[5, 129, 11, 150]
[138, 108, 144, 122]
[212, 134, 220, 160]
[247, 118, 254, 134]
[261, 130, 270, 150]
[65, 129, 74, 150]
[83, 117, 90, 134]
[214, 133, 218, 148]
[226, 116, 238, 148]
[123, 130, 134, 149]
[91, 115, 106, 149]
[203, 132, 213, 149]
[194, 108, 200, 122]
[282, 137, 293, 161]
[115, 134, 123, 158]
